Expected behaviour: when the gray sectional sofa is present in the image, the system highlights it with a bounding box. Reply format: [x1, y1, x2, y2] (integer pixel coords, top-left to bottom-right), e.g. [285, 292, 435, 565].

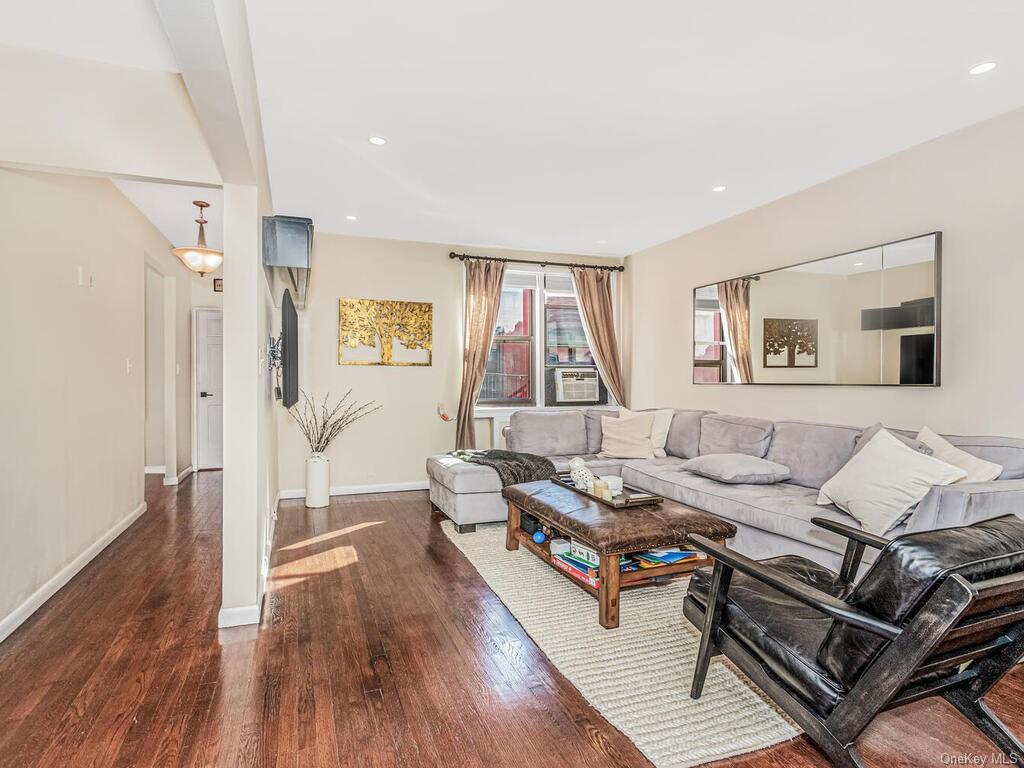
[425, 409, 1024, 573]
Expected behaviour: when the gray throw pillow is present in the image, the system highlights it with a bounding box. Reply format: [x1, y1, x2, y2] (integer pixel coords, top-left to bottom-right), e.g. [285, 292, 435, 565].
[682, 454, 792, 484]
[854, 423, 932, 457]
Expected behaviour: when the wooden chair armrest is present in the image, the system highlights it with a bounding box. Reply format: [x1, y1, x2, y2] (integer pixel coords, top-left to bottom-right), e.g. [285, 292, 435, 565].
[688, 534, 901, 641]
[811, 517, 889, 550]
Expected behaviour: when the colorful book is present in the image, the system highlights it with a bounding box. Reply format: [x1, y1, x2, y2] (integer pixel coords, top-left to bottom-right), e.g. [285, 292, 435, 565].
[552, 555, 601, 588]
[569, 540, 599, 567]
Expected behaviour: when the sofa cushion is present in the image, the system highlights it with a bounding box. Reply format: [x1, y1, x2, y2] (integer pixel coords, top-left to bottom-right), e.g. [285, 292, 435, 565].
[935, 434, 1024, 481]
[682, 454, 791, 484]
[509, 410, 587, 457]
[917, 427, 1002, 483]
[855, 422, 932, 457]
[699, 414, 774, 458]
[584, 408, 619, 454]
[765, 421, 860, 489]
[688, 556, 848, 715]
[818, 515, 1024, 688]
[638, 408, 675, 458]
[665, 409, 712, 459]
[817, 429, 966, 536]
[599, 411, 655, 459]
[621, 459, 875, 556]
[427, 455, 505, 494]
[547, 455, 627, 476]
[427, 453, 625, 494]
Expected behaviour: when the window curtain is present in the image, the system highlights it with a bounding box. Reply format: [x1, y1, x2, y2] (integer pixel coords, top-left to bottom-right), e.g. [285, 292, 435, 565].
[456, 259, 507, 450]
[720, 278, 753, 384]
[570, 267, 628, 407]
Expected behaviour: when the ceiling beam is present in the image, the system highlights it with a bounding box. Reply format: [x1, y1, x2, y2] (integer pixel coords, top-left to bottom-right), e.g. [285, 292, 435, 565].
[153, 0, 270, 198]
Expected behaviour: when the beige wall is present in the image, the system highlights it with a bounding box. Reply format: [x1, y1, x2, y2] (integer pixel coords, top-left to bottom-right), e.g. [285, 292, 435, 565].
[625, 108, 1024, 437]
[277, 234, 619, 491]
[0, 46, 219, 185]
[144, 266, 165, 466]
[0, 169, 198, 637]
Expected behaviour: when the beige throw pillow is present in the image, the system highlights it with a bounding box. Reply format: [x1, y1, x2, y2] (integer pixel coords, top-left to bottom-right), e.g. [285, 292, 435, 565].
[599, 411, 656, 460]
[619, 407, 674, 458]
[917, 426, 1003, 483]
[817, 428, 966, 535]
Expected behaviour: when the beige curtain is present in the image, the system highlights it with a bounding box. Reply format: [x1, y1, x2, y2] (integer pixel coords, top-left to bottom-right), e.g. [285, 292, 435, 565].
[570, 267, 628, 407]
[720, 278, 753, 383]
[456, 259, 507, 449]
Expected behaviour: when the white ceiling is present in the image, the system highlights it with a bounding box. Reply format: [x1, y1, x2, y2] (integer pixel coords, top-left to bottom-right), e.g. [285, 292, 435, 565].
[789, 234, 937, 275]
[114, 181, 223, 251]
[0, 0, 179, 72]
[246, 0, 1024, 256]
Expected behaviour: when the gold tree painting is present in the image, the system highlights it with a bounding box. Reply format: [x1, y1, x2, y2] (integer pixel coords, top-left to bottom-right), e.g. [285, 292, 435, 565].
[763, 318, 818, 368]
[338, 298, 433, 366]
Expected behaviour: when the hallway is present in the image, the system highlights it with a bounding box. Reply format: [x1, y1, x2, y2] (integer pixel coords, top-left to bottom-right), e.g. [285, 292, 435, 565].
[2, 474, 1024, 767]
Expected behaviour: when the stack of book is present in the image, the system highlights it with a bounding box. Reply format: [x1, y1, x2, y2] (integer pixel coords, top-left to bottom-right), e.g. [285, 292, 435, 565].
[635, 547, 705, 568]
[549, 540, 701, 587]
[551, 539, 603, 587]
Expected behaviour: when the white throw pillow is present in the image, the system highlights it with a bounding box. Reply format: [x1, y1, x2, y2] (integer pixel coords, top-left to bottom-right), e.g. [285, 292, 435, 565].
[599, 411, 655, 460]
[817, 428, 967, 535]
[619, 407, 674, 458]
[917, 426, 1003, 484]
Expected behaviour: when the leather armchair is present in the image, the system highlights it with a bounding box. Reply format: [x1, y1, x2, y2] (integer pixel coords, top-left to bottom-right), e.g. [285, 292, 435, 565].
[684, 515, 1024, 767]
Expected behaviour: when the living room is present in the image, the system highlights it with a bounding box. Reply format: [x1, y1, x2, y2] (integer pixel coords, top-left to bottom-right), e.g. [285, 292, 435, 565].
[2, 2, 1024, 767]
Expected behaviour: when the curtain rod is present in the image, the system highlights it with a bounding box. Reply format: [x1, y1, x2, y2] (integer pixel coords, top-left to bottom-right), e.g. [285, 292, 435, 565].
[449, 251, 625, 272]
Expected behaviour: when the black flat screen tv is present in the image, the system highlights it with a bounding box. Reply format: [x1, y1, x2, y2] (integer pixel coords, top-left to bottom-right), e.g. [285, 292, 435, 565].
[281, 289, 299, 408]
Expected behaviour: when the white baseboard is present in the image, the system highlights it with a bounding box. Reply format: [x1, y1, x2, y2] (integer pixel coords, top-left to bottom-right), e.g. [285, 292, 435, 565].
[278, 480, 429, 500]
[0, 500, 147, 644]
[218, 604, 262, 628]
[144, 465, 166, 474]
[162, 465, 194, 486]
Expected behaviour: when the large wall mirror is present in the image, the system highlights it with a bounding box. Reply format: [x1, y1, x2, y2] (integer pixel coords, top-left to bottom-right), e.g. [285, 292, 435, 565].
[694, 232, 941, 386]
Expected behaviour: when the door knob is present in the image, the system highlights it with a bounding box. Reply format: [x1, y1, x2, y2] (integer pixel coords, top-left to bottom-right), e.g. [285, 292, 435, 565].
[201, 391, 212, 398]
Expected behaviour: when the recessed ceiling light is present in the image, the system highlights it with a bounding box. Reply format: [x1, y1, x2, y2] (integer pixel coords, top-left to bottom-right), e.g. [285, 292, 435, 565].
[969, 61, 997, 75]
[853, 262, 865, 267]
[368, 136, 387, 145]
[346, 215, 358, 221]
[712, 185, 727, 193]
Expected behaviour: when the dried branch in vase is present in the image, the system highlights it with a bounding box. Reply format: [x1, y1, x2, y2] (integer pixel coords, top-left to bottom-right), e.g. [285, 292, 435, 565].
[288, 389, 381, 454]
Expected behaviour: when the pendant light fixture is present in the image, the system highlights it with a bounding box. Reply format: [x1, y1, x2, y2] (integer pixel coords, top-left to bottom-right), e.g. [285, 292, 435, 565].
[172, 200, 223, 276]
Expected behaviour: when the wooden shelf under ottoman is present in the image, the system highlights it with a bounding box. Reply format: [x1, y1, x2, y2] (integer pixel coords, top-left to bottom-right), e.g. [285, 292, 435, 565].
[503, 480, 737, 629]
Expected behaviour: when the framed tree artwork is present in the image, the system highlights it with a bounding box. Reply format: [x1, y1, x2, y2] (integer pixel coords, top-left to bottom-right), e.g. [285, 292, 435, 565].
[763, 318, 818, 368]
[338, 298, 433, 366]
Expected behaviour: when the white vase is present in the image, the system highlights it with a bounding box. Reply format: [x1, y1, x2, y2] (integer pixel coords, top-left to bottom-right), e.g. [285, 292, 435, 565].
[305, 453, 330, 508]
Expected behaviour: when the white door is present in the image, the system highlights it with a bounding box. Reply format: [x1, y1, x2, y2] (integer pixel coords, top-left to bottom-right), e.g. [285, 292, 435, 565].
[196, 309, 224, 470]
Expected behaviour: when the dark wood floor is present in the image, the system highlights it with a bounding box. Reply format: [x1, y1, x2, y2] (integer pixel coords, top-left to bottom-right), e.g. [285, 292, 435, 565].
[1, 474, 1023, 767]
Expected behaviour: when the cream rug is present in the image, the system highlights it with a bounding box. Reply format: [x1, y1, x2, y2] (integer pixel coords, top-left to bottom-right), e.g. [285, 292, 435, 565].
[442, 521, 799, 767]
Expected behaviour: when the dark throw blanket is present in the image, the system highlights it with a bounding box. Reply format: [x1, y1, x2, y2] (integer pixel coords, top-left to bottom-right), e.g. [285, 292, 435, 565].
[450, 449, 556, 488]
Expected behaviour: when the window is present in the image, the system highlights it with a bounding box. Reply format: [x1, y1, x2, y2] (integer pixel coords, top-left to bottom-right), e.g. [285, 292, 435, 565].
[479, 270, 609, 407]
[481, 283, 534, 404]
[694, 285, 727, 383]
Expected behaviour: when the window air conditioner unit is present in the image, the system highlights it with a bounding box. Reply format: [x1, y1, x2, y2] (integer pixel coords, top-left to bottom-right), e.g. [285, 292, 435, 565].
[554, 368, 600, 403]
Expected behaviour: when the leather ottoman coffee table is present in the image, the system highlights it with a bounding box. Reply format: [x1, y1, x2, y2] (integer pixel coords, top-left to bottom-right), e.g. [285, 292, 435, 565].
[503, 480, 737, 629]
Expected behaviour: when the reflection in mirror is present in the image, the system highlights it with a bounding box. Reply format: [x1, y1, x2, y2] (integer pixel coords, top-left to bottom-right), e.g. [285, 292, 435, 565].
[693, 233, 940, 385]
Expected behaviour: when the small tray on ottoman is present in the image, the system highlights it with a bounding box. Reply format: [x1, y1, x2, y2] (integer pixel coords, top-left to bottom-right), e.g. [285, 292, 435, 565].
[550, 473, 664, 508]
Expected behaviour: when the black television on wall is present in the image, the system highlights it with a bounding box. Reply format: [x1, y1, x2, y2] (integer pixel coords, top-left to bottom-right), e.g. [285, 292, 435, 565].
[281, 289, 299, 408]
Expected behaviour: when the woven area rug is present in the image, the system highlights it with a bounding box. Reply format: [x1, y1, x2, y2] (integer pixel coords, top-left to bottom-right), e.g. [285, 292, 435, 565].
[442, 521, 799, 767]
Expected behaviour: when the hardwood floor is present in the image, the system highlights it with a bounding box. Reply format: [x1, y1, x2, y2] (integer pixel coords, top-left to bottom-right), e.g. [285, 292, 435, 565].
[1, 474, 1023, 767]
